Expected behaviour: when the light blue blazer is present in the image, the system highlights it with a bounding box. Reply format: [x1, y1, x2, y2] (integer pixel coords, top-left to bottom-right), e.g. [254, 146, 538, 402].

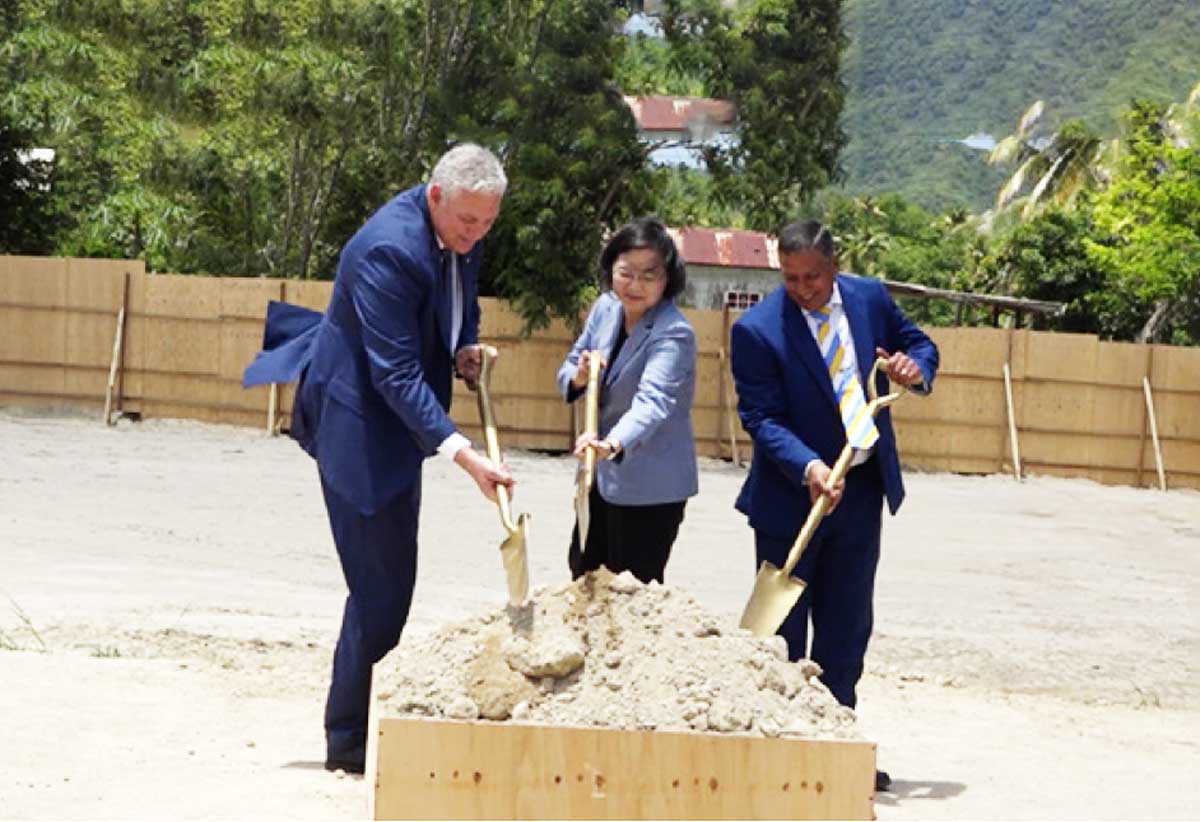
[557, 292, 699, 506]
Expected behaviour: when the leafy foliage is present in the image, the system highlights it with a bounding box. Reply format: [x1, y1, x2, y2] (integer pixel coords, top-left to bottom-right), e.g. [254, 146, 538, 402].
[838, 0, 1200, 211]
[0, 0, 654, 328]
[977, 206, 1106, 333]
[657, 0, 848, 231]
[0, 107, 55, 254]
[1086, 102, 1200, 343]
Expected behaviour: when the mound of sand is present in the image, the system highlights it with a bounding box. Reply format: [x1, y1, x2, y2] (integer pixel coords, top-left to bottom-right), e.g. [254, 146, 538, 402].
[376, 569, 859, 740]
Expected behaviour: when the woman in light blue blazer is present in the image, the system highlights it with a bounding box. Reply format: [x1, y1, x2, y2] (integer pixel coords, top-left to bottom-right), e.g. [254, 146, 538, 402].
[556, 217, 699, 583]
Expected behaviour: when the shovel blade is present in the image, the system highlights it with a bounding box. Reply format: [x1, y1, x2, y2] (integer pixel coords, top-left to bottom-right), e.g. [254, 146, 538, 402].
[574, 469, 590, 550]
[738, 560, 807, 637]
[500, 515, 530, 606]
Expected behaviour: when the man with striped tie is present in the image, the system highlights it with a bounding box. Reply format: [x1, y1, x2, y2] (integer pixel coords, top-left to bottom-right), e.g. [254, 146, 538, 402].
[730, 219, 938, 792]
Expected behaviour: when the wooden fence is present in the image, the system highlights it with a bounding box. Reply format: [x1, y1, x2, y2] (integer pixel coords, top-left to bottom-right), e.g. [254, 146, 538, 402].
[2, 255, 1198, 490]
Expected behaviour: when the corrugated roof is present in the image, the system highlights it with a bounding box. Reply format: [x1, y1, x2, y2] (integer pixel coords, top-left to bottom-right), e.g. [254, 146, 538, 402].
[623, 95, 736, 133]
[665, 226, 779, 270]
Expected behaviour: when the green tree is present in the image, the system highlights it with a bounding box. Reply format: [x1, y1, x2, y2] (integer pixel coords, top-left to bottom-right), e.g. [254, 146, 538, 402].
[979, 207, 1105, 333]
[453, 0, 654, 327]
[988, 101, 1115, 220]
[0, 109, 55, 254]
[1086, 102, 1200, 344]
[659, 0, 848, 231]
[1, 0, 656, 328]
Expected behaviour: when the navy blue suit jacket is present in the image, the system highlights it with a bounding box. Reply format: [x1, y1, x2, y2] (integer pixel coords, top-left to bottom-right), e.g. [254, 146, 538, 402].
[244, 185, 481, 515]
[730, 275, 938, 538]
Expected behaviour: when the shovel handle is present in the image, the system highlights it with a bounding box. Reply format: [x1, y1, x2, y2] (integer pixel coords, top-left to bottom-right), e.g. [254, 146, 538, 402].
[778, 357, 907, 577]
[476, 345, 519, 532]
[581, 350, 604, 488]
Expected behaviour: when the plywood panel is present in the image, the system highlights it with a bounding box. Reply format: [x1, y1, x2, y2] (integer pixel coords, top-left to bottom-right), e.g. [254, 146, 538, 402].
[893, 419, 1005, 462]
[1152, 394, 1200, 440]
[1079, 432, 1143, 470]
[64, 259, 141, 310]
[65, 311, 121, 370]
[0, 363, 67, 395]
[1165, 473, 1200, 491]
[217, 406, 269, 429]
[1097, 340, 1150, 387]
[1017, 381, 1097, 434]
[682, 306, 731, 354]
[62, 364, 109, 401]
[373, 718, 875, 821]
[283, 280, 333, 312]
[450, 394, 571, 437]
[142, 372, 226, 407]
[0, 305, 66, 363]
[139, 400, 223, 424]
[145, 273, 222, 320]
[899, 455, 999, 475]
[478, 297, 577, 344]
[1150, 344, 1200, 393]
[925, 326, 1009, 378]
[1016, 330, 1099, 383]
[0, 256, 68, 305]
[220, 377, 270, 415]
[220, 277, 283, 321]
[1021, 429, 1144, 473]
[219, 316, 273, 382]
[472, 339, 570, 400]
[1153, 438, 1200, 477]
[892, 375, 1005, 426]
[1089, 385, 1145, 436]
[142, 317, 220, 375]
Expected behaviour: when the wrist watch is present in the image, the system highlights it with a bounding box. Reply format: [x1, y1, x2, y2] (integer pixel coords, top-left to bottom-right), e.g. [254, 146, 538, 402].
[604, 438, 622, 461]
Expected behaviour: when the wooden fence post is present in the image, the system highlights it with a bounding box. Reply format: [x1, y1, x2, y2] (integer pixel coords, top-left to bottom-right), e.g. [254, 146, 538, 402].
[102, 271, 130, 426]
[266, 280, 286, 436]
[1143, 376, 1167, 491]
[719, 305, 742, 467]
[1003, 362, 1022, 481]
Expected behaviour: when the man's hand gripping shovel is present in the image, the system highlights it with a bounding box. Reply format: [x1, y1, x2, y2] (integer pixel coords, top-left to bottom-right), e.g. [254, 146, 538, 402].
[739, 357, 908, 637]
[475, 345, 530, 606]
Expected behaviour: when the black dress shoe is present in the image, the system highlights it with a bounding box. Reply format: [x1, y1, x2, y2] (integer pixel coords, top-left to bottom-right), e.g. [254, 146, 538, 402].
[875, 769, 892, 792]
[325, 743, 366, 775]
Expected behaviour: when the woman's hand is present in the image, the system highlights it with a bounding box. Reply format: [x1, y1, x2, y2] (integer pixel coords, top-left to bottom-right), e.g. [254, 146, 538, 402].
[573, 432, 619, 462]
[570, 350, 597, 390]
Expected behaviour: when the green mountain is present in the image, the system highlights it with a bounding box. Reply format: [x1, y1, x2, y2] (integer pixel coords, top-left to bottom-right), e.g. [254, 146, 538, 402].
[839, 0, 1200, 211]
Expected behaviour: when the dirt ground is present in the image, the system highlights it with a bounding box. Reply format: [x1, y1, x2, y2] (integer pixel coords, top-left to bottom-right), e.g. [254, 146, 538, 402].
[1, 408, 1197, 820]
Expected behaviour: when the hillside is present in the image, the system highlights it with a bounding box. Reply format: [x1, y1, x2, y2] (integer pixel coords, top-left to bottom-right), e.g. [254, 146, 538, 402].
[839, 0, 1200, 210]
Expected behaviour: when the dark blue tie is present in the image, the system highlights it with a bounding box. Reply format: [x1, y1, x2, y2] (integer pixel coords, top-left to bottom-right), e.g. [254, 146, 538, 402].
[438, 249, 454, 352]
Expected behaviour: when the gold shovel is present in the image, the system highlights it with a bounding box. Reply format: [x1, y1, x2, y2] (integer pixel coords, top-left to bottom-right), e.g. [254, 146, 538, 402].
[475, 345, 530, 606]
[739, 357, 908, 637]
[573, 351, 605, 550]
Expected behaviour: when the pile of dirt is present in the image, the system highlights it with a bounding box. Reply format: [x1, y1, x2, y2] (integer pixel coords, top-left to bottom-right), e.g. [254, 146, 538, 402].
[376, 569, 860, 740]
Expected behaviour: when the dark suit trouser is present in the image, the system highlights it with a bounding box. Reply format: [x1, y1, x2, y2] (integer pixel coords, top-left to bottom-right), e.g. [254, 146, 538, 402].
[320, 474, 421, 758]
[753, 458, 883, 709]
[569, 484, 686, 584]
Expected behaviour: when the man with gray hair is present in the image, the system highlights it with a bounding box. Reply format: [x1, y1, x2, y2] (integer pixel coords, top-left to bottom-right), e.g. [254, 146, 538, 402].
[243, 142, 511, 774]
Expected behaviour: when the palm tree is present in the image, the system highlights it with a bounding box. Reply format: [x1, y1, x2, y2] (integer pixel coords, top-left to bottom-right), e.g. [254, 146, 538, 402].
[988, 100, 1116, 220]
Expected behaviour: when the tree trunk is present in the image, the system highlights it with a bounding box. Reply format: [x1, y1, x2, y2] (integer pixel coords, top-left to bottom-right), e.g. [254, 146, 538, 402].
[1136, 299, 1172, 344]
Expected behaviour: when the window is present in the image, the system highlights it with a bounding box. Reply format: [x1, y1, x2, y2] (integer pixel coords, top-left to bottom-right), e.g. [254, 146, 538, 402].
[724, 290, 762, 310]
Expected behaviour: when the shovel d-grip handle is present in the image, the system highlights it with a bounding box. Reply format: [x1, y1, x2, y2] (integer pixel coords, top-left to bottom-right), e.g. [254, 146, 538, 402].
[477, 345, 519, 532]
[778, 357, 907, 577]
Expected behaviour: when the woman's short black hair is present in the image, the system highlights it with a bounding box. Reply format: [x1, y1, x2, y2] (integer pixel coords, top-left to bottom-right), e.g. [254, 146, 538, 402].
[598, 216, 687, 301]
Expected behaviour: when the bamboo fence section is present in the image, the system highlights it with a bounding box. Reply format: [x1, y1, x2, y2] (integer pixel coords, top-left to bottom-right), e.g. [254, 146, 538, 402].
[2, 255, 1199, 491]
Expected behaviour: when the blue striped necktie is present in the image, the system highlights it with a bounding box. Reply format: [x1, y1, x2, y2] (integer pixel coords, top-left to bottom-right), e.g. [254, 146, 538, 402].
[809, 305, 879, 450]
